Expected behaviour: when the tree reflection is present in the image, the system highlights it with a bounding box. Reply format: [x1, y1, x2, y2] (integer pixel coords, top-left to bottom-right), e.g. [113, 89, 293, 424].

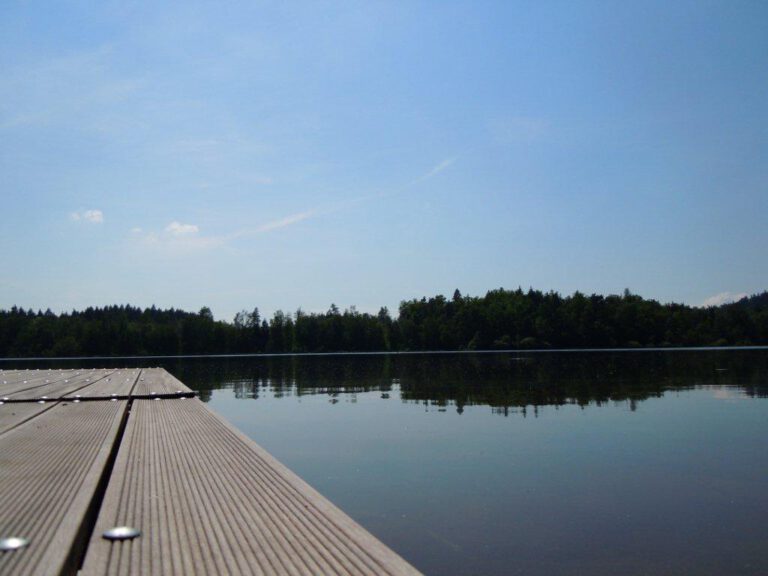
[164, 350, 768, 415]
[8, 350, 765, 414]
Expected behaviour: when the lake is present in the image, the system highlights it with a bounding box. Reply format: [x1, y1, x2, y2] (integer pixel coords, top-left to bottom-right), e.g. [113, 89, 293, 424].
[5, 350, 767, 575]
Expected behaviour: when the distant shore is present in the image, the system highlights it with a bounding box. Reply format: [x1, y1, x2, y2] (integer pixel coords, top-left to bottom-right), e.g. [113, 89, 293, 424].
[2, 288, 766, 357]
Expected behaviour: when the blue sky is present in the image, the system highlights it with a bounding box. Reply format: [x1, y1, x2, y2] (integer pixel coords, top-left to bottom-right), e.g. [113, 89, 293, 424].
[1, 1, 766, 321]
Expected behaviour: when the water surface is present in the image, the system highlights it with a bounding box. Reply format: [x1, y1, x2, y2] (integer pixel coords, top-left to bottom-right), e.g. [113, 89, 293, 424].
[7, 350, 768, 575]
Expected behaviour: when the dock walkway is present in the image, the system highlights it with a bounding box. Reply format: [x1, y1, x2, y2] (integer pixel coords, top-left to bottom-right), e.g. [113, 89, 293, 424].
[0, 368, 421, 576]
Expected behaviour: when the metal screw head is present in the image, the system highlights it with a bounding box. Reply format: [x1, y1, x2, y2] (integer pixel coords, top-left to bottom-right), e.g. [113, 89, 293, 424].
[0, 537, 29, 551]
[103, 526, 140, 541]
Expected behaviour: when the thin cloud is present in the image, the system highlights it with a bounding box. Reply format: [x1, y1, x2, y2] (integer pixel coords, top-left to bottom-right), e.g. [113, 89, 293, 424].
[70, 209, 104, 223]
[228, 211, 315, 240]
[2, 45, 141, 134]
[408, 157, 457, 186]
[340, 157, 459, 207]
[256, 211, 314, 233]
[130, 221, 221, 254]
[132, 159, 455, 248]
[235, 158, 457, 236]
[165, 221, 199, 237]
[83, 209, 104, 223]
[701, 291, 749, 307]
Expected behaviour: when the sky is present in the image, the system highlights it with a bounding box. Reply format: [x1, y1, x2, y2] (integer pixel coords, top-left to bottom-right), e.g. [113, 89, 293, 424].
[1, 1, 766, 321]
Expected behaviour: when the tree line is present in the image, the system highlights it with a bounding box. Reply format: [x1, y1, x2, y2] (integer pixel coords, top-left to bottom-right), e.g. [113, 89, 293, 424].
[0, 288, 766, 357]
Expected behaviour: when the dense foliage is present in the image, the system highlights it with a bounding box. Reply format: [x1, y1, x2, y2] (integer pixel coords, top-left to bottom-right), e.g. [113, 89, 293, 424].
[1, 289, 766, 357]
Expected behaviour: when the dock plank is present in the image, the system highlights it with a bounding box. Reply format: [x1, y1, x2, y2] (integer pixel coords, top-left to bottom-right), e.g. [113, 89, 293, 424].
[132, 368, 193, 396]
[0, 402, 55, 436]
[3, 370, 115, 401]
[81, 397, 420, 576]
[0, 370, 80, 397]
[0, 370, 60, 387]
[0, 400, 127, 576]
[62, 369, 142, 400]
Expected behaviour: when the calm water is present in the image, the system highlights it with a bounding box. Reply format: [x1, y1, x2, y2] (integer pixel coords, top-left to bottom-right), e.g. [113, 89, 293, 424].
[7, 350, 768, 575]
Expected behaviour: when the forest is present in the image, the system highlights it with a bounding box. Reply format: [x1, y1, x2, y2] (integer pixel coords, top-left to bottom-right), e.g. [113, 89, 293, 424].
[0, 288, 766, 357]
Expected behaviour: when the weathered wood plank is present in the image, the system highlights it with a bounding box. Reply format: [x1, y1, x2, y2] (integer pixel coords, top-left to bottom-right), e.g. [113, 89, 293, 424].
[0, 370, 58, 387]
[132, 367, 193, 396]
[0, 400, 127, 575]
[81, 397, 421, 576]
[0, 370, 34, 389]
[0, 370, 80, 397]
[0, 402, 55, 436]
[3, 370, 116, 401]
[62, 369, 142, 400]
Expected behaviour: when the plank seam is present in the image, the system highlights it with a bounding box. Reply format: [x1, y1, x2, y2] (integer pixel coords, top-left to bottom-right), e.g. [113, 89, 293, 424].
[65, 372, 141, 573]
[0, 401, 58, 438]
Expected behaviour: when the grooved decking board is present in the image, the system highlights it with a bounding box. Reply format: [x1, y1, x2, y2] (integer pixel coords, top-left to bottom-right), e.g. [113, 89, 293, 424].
[81, 398, 421, 576]
[0, 370, 80, 397]
[3, 370, 118, 401]
[0, 370, 67, 387]
[132, 368, 193, 396]
[63, 369, 142, 400]
[0, 400, 127, 576]
[0, 402, 55, 436]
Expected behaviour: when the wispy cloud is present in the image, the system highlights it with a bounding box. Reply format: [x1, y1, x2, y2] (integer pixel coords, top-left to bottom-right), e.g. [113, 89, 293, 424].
[255, 211, 314, 233]
[84, 209, 104, 223]
[701, 291, 749, 307]
[1, 45, 143, 134]
[128, 158, 455, 250]
[165, 221, 199, 236]
[342, 156, 458, 207]
[226, 211, 316, 240]
[128, 220, 222, 254]
[130, 210, 316, 255]
[408, 157, 457, 186]
[70, 209, 104, 223]
[233, 158, 458, 236]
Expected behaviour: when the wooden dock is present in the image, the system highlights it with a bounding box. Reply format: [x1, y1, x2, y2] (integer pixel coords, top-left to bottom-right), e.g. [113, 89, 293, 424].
[0, 368, 421, 575]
